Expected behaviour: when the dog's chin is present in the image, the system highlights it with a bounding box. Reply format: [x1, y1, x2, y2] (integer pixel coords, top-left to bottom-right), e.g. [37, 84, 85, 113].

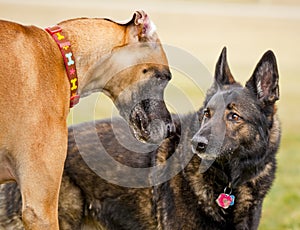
[191, 145, 219, 161]
[199, 150, 236, 164]
[195, 152, 219, 161]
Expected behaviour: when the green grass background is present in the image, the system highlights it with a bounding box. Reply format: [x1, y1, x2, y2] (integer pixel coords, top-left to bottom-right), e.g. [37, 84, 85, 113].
[0, 0, 299, 229]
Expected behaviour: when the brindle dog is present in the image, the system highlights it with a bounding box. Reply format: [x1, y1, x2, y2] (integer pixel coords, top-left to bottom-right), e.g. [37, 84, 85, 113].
[0, 48, 280, 230]
[0, 11, 173, 229]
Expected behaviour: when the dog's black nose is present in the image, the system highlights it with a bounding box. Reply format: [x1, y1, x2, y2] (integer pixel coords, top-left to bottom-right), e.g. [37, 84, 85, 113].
[191, 136, 208, 153]
[196, 142, 207, 152]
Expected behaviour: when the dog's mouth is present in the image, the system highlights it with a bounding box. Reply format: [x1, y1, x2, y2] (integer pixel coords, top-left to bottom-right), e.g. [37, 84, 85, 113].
[129, 101, 175, 144]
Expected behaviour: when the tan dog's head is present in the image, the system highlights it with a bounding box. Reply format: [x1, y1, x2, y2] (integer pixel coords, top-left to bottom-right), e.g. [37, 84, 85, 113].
[104, 11, 174, 143]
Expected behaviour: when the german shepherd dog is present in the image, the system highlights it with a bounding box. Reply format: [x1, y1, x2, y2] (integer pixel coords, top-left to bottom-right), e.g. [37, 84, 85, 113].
[0, 47, 281, 229]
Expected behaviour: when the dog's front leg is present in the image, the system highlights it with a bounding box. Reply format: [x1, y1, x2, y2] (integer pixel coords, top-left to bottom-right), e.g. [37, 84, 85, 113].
[16, 124, 68, 230]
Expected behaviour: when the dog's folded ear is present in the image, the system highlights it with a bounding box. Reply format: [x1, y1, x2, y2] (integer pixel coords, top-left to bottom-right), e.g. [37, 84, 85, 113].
[126, 10, 157, 43]
[214, 47, 236, 86]
[246, 50, 279, 105]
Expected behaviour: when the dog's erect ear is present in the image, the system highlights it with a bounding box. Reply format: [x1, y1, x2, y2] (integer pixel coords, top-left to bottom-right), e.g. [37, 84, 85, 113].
[127, 10, 157, 43]
[214, 47, 236, 85]
[246, 50, 279, 105]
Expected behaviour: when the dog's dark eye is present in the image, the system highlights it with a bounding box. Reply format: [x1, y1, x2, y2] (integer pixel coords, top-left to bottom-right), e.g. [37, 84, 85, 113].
[142, 69, 148, 74]
[203, 109, 211, 119]
[228, 112, 241, 122]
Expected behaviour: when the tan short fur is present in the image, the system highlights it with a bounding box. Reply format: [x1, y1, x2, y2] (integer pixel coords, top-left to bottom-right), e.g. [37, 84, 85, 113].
[0, 10, 172, 229]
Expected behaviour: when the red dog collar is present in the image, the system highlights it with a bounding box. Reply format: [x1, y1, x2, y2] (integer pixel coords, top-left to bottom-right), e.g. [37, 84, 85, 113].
[45, 26, 80, 108]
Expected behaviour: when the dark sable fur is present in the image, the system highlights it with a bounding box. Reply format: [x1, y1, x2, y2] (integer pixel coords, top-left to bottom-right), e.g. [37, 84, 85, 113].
[0, 47, 281, 230]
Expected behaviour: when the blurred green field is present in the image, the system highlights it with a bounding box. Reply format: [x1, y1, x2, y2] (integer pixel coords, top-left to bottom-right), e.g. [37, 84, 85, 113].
[260, 134, 300, 230]
[1, 0, 300, 229]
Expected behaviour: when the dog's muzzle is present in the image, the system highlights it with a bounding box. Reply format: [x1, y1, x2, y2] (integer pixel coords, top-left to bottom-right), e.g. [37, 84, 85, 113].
[191, 133, 221, 162]
[129, 100, 175, 143]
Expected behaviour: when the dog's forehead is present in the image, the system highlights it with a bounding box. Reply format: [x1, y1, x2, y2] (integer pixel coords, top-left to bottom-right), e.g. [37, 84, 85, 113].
[114, 42, 168, 67]
[207, 87, 251, 109]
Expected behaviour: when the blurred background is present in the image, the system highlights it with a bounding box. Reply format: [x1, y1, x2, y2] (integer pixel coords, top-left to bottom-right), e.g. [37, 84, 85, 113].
[0, 0, 299, 229]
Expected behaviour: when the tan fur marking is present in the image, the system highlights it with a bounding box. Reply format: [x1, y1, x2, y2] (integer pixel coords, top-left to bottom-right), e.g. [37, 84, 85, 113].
[0, 11, 170, 230]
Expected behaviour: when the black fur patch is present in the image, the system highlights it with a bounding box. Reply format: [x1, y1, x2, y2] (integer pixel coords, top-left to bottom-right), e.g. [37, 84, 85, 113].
[0, 48, 281, 230]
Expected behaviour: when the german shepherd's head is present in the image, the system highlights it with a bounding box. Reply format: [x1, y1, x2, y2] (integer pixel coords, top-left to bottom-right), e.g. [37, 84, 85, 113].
[191, 47, 280, 182]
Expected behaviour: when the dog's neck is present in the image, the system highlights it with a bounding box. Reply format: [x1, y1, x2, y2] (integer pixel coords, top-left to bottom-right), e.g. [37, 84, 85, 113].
[57, 19, 129, 99]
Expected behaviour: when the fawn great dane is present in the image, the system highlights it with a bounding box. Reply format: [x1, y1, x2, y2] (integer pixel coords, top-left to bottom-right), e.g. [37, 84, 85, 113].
[0, 10, 172, 229]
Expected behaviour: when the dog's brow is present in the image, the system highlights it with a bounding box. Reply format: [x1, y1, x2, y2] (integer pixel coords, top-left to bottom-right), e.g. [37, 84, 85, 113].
[227, 103, 236, 110]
